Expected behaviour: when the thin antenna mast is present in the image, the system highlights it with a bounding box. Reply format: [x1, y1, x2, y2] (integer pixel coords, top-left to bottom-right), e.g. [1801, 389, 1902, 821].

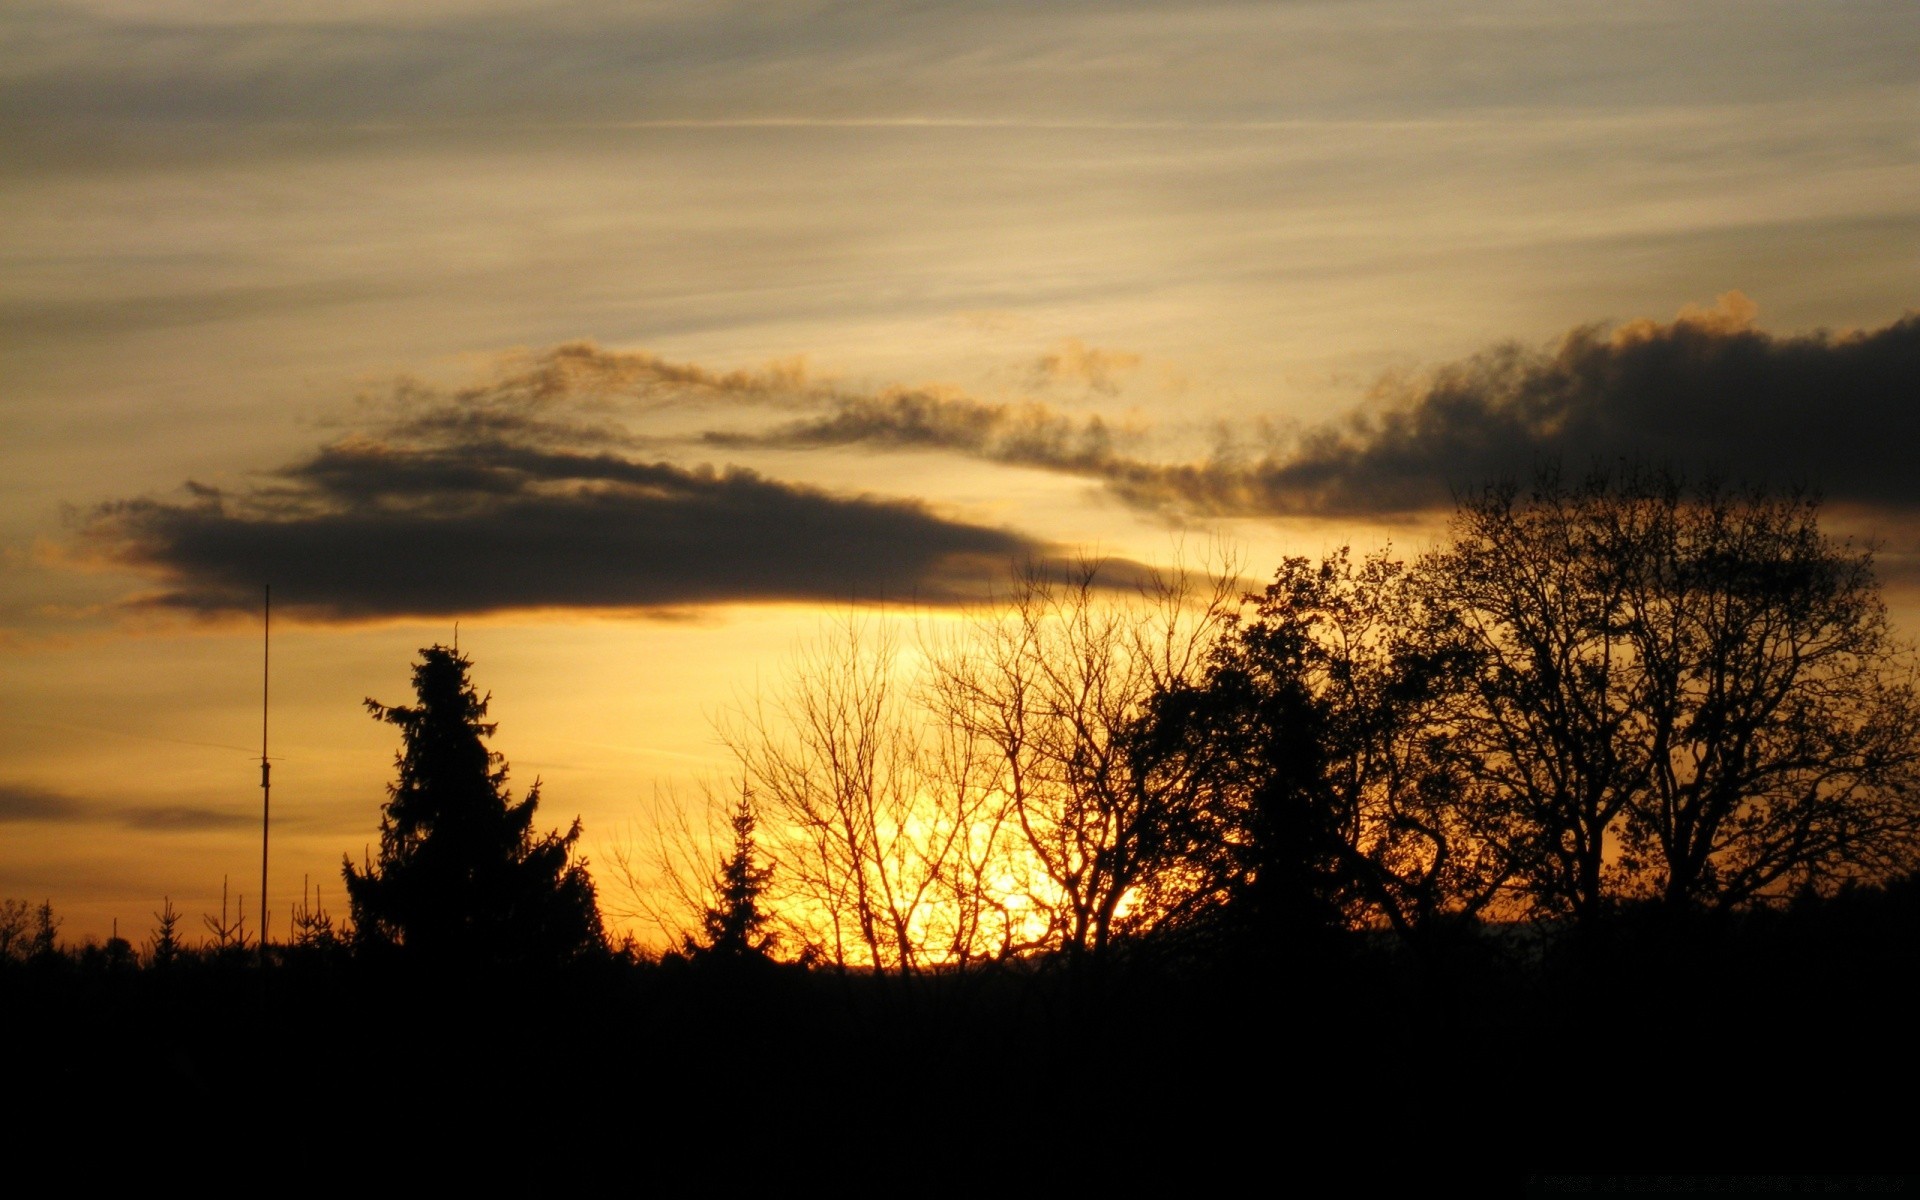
[259, 583, 271, 965]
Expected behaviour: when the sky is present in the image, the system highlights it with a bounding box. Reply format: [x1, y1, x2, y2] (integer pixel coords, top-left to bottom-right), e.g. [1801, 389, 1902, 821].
[4, 0, 1918, 946]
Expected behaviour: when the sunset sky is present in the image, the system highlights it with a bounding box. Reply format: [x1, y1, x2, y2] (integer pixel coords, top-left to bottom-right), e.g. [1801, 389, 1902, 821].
[4, 0, 1917, 946]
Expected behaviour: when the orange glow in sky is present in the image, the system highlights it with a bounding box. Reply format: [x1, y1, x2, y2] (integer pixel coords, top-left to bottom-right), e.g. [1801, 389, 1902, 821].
[5, 1, 1919, 946]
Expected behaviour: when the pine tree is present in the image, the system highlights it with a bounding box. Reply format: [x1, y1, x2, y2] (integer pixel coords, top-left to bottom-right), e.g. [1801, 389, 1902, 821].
[343, 645, 605, 968]
[147, 897, 183, 970]
[690, 791, 776, 961]
[29, 899, 60, 962]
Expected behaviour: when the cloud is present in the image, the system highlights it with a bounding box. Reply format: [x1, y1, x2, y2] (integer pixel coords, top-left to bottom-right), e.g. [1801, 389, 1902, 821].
[0, 783, 85, 822]
[0, 280, 402, 343]
[1203, 294, 1920, 516]
[0, 782, 251, 832]
[359, 340, 814, 446]
[74, 294, 1917, 625]
[73, 390, 1054, 619]
[705, 383, 1137, 475]
[116, 805, 257, 832]
[717, 296, 1920, 520]
[1029, 339, 1142, 395]
[6, 1, 1891, 141]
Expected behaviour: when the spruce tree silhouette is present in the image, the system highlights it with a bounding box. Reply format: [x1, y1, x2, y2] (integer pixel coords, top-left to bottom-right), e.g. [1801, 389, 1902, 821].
[343, 645, 604, 968]
[689, 792, 776, 961]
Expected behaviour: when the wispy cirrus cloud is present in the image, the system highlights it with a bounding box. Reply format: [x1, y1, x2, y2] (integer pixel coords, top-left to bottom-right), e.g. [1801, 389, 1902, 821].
[9, 1, 1905, 137]
[353, 340, 814, 447]
[703, 384, 1137, 473]
[0, 781, 253, 832]
[1027, 338, 1142, 395]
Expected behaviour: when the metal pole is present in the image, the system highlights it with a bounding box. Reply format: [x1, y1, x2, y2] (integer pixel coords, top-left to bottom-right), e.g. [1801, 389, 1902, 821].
[260, 583, 270, 965]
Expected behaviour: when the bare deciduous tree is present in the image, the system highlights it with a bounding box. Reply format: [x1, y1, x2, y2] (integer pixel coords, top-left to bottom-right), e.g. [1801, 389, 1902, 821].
[653, 553, 1242, 975]
[607, 784, 734, 954]
[1419, 465, 1920, 920]
[927, 556, 1243, 966]
[608, 785, 780, 961]
[726, 613, 1010, 976]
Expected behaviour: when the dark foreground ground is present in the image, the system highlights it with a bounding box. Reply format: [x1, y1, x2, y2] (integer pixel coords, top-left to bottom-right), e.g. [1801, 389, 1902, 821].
[7, 886, 1917, 1191]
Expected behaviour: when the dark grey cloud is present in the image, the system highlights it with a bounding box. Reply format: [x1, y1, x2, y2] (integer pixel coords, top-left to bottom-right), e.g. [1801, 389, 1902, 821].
[1207, 297, 1920, 516]
[0, 782, 251, 832]
[75, 297, 1917, 622]
[75, 404, 1054, 619]
[722, 297, 1920, 519]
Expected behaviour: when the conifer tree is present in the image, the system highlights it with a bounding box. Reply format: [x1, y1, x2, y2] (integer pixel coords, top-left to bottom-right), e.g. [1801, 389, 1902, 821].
[343, 645, 604, 967]
[691, 792, 776, 960]
[147, 897, 183, 970]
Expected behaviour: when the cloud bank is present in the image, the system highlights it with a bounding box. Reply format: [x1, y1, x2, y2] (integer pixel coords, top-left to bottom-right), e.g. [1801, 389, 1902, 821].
[75, 376, 1057, 620]
[720, 296, 1920, 518]
[1235, 295, 1920, 516]
[67, 296, 1920, 623]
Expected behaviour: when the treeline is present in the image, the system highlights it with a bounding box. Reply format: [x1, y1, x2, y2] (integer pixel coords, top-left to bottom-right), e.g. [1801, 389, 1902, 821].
[17, 463, 1920, 976]
[688, 463, 1920, 975]
[0, 885, 349, 976]
[9, 863, 1919, 1178]
[10, 464, 1920, 1177]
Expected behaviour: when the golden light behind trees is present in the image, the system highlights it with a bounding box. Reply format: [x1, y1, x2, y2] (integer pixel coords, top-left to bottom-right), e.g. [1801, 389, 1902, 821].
[621, 468, 1920, 965]
[621, 554, 1243, 972]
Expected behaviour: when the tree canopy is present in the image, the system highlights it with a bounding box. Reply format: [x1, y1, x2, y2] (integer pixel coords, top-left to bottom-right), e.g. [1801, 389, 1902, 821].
[343, 645, 604, 967]
[1158, 465, 1920, 941]
[1419, 466, 1920, 919]
[1150, 546, 1510, 947]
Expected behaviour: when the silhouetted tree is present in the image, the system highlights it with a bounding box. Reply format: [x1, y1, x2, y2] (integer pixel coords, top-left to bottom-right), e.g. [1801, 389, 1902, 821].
[202, 876, 248, 957]
[721, 557, 1242, 979]
[0, 898, 29, 963]
[927, 556, 1244, 966]
[1150, 547, 1511, 949]
[289, 876, 344, 960]
[729, 613, 990, 975]
[100, 930, 135, 972]
[29, 899, 60, 962]
[690, 791, 777, 960]
[147, 897, 183, 969]
[1416, 465, 1920, 922]
[343, 645, 605, 968]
